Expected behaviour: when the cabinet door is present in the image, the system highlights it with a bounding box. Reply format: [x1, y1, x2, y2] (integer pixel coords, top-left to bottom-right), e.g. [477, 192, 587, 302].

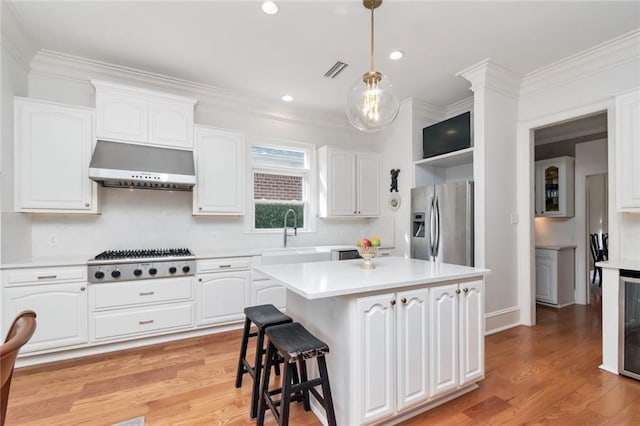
[396, 288, 429, 411]
[148, 100, 193, 149]
[535, 158, 574, 217]
[356, 153, 380, 216]
[95, 91, 148, 143]
[15, 99, 97, 212]
[459, 281, 484, 385]
[328, 149, 357, 216]
[535, 250, 556, 304]
[616, 89, 640, 211]
[250, 279, 286, 310]
[356, 293, 396, 424]
[197, 271, 249, 325]
[3, 283, 88, 353]
[429, 283, 459, 397]
[193, 126, 244, 215]
[534, 163, 544, 215]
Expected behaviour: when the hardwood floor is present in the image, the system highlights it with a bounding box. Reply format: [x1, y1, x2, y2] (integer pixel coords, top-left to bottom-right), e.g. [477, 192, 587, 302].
[5, 300, 640, 425]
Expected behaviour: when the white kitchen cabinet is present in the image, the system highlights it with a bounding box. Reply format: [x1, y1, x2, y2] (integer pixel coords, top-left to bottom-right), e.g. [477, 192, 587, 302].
[356, 288, 429, 424]
[534, 157, 575, 217]
[92, 80, 196, 149]
[429, 281, 483, 398]
[535, 247, 575, 307]
[192, 126, 244, 215]
[196, 257, 251, 326]
[14, 97, 98, 213]
[250, 278, 286, 310]
[3, 280, 88, 353]
[616, 89, 640, 211]
[318, 146, 380, 217]
[89, 276, 196, 343]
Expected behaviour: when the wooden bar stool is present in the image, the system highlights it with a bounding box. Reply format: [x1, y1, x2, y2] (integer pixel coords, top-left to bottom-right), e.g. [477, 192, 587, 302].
[235, 304, 292, 419]
[257, 322, 337, 426]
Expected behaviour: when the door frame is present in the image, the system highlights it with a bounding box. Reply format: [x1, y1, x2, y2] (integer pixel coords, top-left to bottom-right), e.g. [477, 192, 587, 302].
[516, 99, 614, 326]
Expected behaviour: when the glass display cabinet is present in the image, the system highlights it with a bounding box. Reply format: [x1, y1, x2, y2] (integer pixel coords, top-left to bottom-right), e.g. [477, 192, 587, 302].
[535, 156, 575, 217]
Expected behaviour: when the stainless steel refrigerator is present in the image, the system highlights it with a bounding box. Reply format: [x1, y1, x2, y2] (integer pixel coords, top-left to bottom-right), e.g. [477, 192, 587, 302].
[410, 181, 474, 266]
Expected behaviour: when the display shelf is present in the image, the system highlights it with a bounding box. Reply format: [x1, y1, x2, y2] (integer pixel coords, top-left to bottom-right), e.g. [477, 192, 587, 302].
[414, 147, 473, 168]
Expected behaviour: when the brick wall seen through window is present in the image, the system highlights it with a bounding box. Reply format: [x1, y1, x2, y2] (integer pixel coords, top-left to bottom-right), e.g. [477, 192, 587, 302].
[254, 173, 303, 201]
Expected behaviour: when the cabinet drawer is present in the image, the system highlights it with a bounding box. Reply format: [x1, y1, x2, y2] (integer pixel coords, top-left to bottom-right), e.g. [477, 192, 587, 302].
[4, 266, 87, 286]
[198, 257, 251, 273]
[91, 277, 194, 310]
[92, 302, 193, 341]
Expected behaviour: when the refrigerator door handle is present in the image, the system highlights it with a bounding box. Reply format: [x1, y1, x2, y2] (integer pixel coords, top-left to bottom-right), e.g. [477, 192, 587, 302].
[434, 196, 441, 257]
[429, 196, 435, 257]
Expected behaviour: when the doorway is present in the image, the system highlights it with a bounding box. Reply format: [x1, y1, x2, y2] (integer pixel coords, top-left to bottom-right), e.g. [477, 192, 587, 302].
[586, 173, 608, 301]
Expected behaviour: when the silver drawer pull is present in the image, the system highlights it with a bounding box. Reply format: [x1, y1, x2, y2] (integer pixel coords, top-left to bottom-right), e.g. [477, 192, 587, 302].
[37, 275, 57, 279]
[219, 264, 232, 268]
[138, 320, 154, 325]
[139, 291, 155, 296]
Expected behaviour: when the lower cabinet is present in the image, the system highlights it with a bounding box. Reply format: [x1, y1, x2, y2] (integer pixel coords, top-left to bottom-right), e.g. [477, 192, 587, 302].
[197, 270, 251, 326]
[89, 277, 195, 342]
[429, 281, 484, 398]
[3, 282, 88, 353]
[356, 281, 483, 424]
[535, 247, 574, 307]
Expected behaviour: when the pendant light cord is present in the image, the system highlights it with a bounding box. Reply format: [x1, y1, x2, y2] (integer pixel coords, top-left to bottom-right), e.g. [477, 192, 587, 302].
[370, 5, 375, 72]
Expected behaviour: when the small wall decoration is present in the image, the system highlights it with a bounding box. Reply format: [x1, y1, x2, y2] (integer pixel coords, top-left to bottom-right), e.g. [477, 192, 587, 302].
[390, 169, 400, 192]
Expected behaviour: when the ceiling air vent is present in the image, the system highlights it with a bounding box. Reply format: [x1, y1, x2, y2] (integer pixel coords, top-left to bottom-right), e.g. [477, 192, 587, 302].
[324, 61, 349, 79]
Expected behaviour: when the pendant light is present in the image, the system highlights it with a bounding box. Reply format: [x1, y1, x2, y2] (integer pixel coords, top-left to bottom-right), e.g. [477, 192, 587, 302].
[345, 0, 400, 133]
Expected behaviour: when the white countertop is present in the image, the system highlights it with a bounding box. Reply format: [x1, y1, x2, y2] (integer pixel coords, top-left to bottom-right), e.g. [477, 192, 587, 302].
[597, 259, 640, 271]
[0, 245, 395, 269]
[535, 245, 577, 250]
[255, 257, 490, 299]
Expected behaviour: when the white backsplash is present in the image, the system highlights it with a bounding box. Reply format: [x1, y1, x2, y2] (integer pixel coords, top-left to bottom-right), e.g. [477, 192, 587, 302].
[30, 186, 396, 257]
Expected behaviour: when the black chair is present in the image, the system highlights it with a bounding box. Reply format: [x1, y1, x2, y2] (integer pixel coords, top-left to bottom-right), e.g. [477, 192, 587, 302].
[235, 304, 292, 419]
[257, 322, 337, 426]
[590, 233, 604, 286]
[602, 233, 609, 260]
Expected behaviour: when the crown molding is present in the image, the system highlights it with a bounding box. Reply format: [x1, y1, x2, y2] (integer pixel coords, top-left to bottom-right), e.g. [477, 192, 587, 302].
[409, 97, 446, 122]
[29, 49, 348, 129]
[521, 29, 640, 97]
[456, 58, 521, 99]
[1, 2, 37, 71]
[445, 96, 473, 118]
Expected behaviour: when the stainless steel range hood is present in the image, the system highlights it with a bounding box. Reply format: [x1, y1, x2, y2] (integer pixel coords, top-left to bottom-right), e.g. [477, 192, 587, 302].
[89, 140, 196, 191]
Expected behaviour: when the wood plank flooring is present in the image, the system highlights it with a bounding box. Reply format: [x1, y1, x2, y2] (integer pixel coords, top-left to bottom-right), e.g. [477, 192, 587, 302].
[5, 300, 640, 425]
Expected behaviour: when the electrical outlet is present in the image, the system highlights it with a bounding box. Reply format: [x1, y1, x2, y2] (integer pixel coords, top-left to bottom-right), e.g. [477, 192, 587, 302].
[48, 234, 57, 246]
[510, 213, 519, 225]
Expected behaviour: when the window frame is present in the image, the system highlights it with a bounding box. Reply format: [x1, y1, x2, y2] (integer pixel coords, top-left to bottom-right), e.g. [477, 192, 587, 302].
[248, 140, 316, 233]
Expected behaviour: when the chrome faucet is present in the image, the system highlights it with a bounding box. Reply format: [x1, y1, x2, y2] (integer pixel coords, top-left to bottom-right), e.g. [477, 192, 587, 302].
[283, 208, 298, 248]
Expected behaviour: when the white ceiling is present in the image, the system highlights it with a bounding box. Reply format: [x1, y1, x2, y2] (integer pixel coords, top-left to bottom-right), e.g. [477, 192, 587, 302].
[9, 1, 640, 115]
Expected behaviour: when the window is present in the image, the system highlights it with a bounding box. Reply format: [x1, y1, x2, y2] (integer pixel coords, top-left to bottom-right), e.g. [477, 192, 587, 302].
[251, 143, 313, 231]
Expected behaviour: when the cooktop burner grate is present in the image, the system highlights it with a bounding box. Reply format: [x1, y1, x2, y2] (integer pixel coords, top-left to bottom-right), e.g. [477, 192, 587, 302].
[93, 248, 193, 261]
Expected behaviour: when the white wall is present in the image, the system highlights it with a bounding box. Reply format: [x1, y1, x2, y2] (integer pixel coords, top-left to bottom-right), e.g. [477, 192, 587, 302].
[1, 3, 35, 263]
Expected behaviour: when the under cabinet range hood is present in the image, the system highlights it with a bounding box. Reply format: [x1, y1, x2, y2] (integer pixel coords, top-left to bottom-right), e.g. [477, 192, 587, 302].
[89, 140, 196, 191]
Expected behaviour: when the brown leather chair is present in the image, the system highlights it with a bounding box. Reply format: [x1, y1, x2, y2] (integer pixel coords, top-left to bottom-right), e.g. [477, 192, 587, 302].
[1, 310, 37, 426]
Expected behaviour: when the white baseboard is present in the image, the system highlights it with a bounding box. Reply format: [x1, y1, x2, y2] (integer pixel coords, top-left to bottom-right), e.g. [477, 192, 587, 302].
[485, 306, 520, 335]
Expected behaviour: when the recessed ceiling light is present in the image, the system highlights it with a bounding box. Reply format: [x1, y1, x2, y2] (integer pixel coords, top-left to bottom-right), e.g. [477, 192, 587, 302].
[389, 50, 404, 60]
[282, 95, 293, 102]
[261, 1, 279, 15]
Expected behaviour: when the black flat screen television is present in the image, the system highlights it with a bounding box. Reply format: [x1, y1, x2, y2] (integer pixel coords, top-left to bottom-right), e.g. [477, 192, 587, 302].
[422, 111, 471, 159]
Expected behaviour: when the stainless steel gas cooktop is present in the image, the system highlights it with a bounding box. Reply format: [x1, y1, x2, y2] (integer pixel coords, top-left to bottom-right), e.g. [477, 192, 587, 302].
[87, 248, 196, 283]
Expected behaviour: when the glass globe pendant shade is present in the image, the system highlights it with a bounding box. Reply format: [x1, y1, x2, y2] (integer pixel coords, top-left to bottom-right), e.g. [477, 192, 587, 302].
[346, 70, 400, 133]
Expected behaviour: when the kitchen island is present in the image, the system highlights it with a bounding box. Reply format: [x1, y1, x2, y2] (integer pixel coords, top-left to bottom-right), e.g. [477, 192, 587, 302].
[256, 256, 489, 425]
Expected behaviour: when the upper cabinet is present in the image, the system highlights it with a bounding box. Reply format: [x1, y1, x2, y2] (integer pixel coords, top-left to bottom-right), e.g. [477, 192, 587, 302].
[318, 146, 380, 217]
[616, 89, 640, 212]
[14, 98, 98, 213]
[192, 126, 245, 215]
[92, 80, 197, 149]
[534, 156, 574, 218]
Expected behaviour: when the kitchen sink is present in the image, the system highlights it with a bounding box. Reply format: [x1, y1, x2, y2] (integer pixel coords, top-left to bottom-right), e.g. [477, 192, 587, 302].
[260, 247, 332, 265]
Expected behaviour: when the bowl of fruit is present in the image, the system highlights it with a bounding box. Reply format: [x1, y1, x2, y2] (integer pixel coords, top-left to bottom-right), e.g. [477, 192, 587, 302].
[356, 237, 381, 269]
